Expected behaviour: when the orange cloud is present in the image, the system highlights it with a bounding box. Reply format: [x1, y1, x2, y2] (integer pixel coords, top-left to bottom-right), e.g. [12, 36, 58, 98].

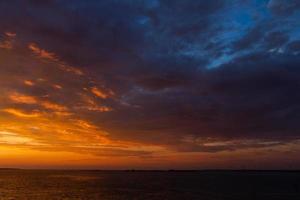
[91, 87, 114, 99]
[40, 101, 68, 112]
[24, 80, 35, 86]
[0, 31, 16, 49]
[75, 120, 98, 130]
[53, 111, 73, 117]
[0, 131, 34, 145]
[86, 106, 112, 112]
[52, 84, 62, 89]
[0, 40, 13, 49]
[59, 63, 84, 76]
[2, 108, 41, 118]
[5, 32, 16, 38]
[8, 92, 69, 113]
[28, 43, 58, 61]
[9, 93, 37, 104]
[79, 94, 112, 112]
[28, 43, 84, 76]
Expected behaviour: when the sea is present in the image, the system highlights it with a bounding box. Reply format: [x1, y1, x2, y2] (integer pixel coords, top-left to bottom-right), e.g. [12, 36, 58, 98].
[0, 169, 299, 199]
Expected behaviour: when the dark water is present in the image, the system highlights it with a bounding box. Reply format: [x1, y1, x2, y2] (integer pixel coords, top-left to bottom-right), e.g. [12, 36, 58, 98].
[0, 170, 300, 200]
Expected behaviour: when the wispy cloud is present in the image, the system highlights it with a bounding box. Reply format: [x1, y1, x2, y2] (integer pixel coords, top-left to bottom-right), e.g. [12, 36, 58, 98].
[2, 108, 41, 118]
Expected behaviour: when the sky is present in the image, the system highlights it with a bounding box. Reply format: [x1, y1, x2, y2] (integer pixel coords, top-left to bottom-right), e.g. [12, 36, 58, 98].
[0, 0, 300, 169]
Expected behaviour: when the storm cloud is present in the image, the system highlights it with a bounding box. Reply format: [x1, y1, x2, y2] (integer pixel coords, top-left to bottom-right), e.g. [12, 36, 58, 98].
[0, 0, 300, 159]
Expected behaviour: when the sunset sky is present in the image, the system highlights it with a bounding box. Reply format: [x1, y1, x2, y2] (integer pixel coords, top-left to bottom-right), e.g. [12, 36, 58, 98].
[1, 0, 300, 169]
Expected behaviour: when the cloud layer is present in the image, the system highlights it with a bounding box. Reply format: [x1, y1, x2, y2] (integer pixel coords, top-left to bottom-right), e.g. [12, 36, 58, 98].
[0, 0, 300, 168]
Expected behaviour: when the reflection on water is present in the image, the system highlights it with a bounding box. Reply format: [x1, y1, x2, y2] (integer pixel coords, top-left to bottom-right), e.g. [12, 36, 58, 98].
[49, 175, 100, 181]
[0, 170, 300, 200]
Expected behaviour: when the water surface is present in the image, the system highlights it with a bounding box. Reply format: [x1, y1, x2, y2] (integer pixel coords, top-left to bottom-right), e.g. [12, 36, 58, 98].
[0, 170, 299, 199]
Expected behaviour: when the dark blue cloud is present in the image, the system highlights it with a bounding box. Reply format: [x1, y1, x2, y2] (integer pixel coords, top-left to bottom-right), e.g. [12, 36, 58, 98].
[268, 0, 300, 16]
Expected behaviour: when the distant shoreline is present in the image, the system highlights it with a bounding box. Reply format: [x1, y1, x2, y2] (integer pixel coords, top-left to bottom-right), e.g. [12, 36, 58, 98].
[1, 168, 300, 172]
